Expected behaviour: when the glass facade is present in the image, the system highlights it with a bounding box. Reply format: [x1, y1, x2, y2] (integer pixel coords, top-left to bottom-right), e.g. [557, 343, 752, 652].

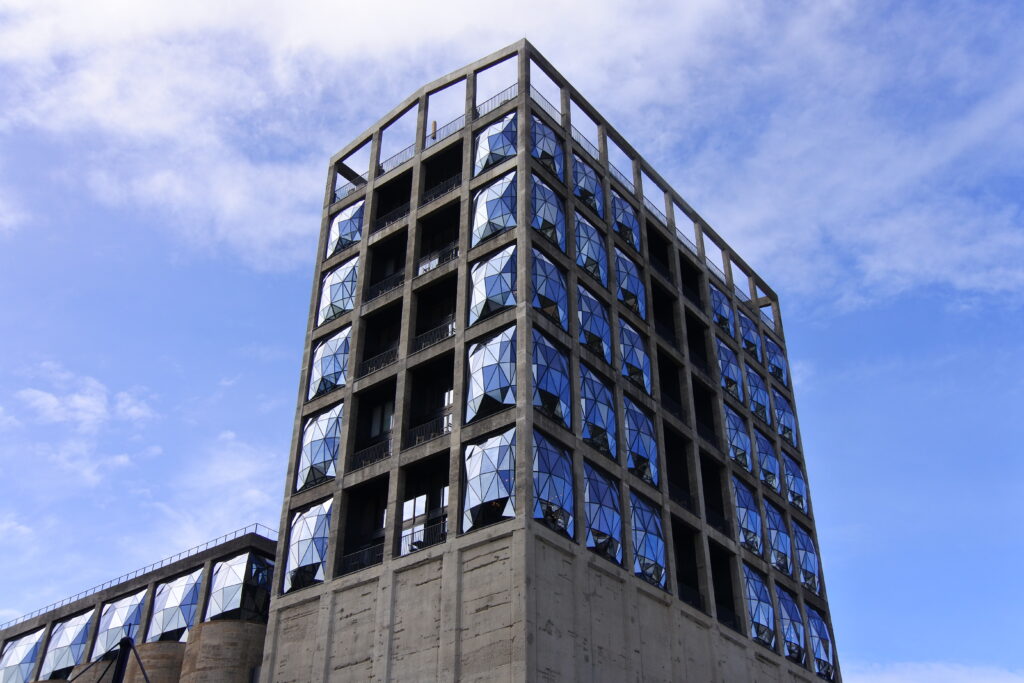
[530, 114, 564, 181]
[572, 154, 604, 218]
[532, 329, 571, 428]
[610, 191, 641, 251]
[577, 284, 612, 363]
[283, 499, 332, 593]
[776, 585, 806, 664]
[630, 492, 666, 588]
[709, 284, 735, 337]
[38, 610, 94, 680]
[724, 404, 752, 470]
[774, 389, 798, 446]
[0, 628, 43, 683]
[471, 171, 517, 247]
[579, 364, 617, 459]
[296, 402, 343, 491]
[614, 248, 646, 319]
[807, 606, 836, 680]
[91, 589, 146, 661]
[746, 365, 771, 425]
[793, 523, 821, 594]
[623, 396, 658, 485]
[784, 454, 809, 513]
[474, 111, 516, 175]
[618, 318, 651, 394]
[531, 248, 568, 329]
[583, 461, 622, 564]
[738, 312, 762, 361]
[206, 551, 274, 621]
[465, 324, 517, 423]
[715, 338, 743, 400]
[308, 326, 351, 400]
[742, 564, 776, 648]
[732, 476, 762, 554]
[318, 257, 359, 325]
[756, 431, 781, 492]
[326, 199, 364, 258]
[764, 501, 792, 574]
[468, 244, 517, 325]
[463, 426, 516, 532]
[532, 430, 574, 537]
[766, 337, 789, 386]
[574, 213, 608, 286]
[146, 567, 203, 643]
[530, 175, 566, 251]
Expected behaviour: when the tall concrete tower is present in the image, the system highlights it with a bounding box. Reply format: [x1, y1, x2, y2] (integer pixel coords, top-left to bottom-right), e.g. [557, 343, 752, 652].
[262, 39, 840, 683]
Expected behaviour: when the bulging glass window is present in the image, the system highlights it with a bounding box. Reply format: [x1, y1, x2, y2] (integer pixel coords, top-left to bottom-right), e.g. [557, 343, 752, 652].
[614, 248, 647, 319]
[577, 285, 612, 363]
[308, 326, 351, 400]
[732, 476, 762, 555]
[465, 324, 517, 423]
[773, 389, 798, 446]
[0, 628, 43, 683]
[579, 364, 617, 459]
[205, 551, 273, 621]
[474, 111, 516, 175]
[296, 402, 343, 491]
[618, 318, 651, 394]
[146, 567, 203, 643]
[724, 404, 752, 470]
[742, 564, 776, 648]
[715, 337, 743, 401]
[283, 499, 332, 593]
[92, 589, 146, 661]
[764, 501, 792, 574]
[532, 430, 574, 537]
[531, 114, 564, 181]
[756, 431, 781, 492]
[709, 284, 734, 337]
[463, 426, 516, 531]
[775, 585, 806, 664]
[624, 396, 658, 485]
[318, 257, 359, 325]
[532, 249, 568, 329]
[326, 199, 364, 258]
[784, 454, 809, 514]
[530, 175, 566, 251]
[793, 523, 821, 594]
[532, 329, 571, 428]
[471, 171, 517, 247]
[630, 491, 667, 588]
[575, 213, 608, 286]
[611, 190, 641, 251]
[583, 461, 622, 564]
[746, 365, 771, 425]
[572, 154, 604, 218]
[766, 336, 789, 386]
[38, 610, 94, 680]
[738, 312, 762, 362]
[468, 244, 516, 326]
[807, 606, 836, 680]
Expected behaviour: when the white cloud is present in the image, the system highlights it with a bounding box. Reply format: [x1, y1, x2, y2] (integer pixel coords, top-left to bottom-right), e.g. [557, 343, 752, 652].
[16, 378, 108, 433]
[0, 405, 20, 430]
[845, 661, 1024, 683]
[114, 391, 155, 421]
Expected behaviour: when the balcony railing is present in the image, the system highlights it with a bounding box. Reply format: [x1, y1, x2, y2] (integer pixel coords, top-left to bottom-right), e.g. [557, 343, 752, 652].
[403, 410, 453, 449]
[644, 197, 668, 226]
[412, 315, 456, 352]
[338, 543, 385, 575]
[609, 162, 634, 194]
[474, 83, 518, 119]
[676, 227, 700, 255]
[348, 434, 392, 471]
[668, 481, 694, 511]
[421, 173, 462, 206]
[378, 144, 415, 175]
[365, 271, 405, 302]
[705, 257, 727, 284]
[529, 85, 560, 122]
[373, 202, 410, 232]
[356, 347, 399, 378]
[399, 519, 448, 555]
[424, 115, 465, 149]
[760, 309, 776, 330]
[733, 284, 751, 302]
[571, 125, 600, 161]
[333, 173, 367, 203]
[696, 420, 718, 446]
[416, 243, 459, 277]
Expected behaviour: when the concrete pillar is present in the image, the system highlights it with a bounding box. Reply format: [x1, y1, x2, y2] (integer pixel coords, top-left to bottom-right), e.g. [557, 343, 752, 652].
[179, 620, 266, 683]
[123, 641, 185, 683]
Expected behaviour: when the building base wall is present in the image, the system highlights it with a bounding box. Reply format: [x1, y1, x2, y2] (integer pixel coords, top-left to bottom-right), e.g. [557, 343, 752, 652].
[124, 641, 186, 683]
[180, 620, 266, 683]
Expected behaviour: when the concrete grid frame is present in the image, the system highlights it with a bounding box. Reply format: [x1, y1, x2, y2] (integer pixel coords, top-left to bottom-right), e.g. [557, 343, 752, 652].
[265, 38, 840, 683]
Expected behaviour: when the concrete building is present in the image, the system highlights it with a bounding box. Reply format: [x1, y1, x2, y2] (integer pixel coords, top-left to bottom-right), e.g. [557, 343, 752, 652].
[265, 39, 840, 682]
[0, 525, 275, 682]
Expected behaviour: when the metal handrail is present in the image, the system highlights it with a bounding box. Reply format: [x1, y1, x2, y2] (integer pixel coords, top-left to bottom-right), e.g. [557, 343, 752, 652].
[0, 523, 277, 631]
[348, 435, 393, 471]
[333, 173, 367, 203]
[609, 163, 634, 193]
[338, 543, 385, 575]
[760, 309, 776, 330]
[421, 173, 462, 206]
[425, 115, 465, 149]
[400, 519, 448, 555]
[356, 347, 399, 378]
[365, 272, 405, 302]
[403, 410, 453, 448]
[474, 83, 518, 119]
[571, 125, 600, 161]
[644, 197, 668, 226]
[373, 202, 410, 232]
[378, 144, 415, 175]
[412, 316, 456, 351]
[529, 86, 560, 122]
[733, 284, 751, 302]
[415, 244, 459, 276]
[705, 257, 727, 284]
[676, 228, 699, 255]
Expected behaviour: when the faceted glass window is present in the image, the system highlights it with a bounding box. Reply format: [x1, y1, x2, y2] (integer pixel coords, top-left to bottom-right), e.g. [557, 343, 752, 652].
[205, 552, 273, 621]
[732, 476, 762, 555]
[531, 114, 564, 181]
[468, 244, 517, 326]
[614, 248, 647, 319]
[532, 329, 571, 428]
[774, 389, 798, 446]
[572, 154, 604, 218]
[471, 171, 517, 247]
[724, 404, 752, 470]
[579, 364, 617, 459]
[326, 199, 364, 258]
[784, 454, 809, 513]
[775, 585, 806, 664]
[296, 402, 343, 491]
[463, 426, 516, 532]
[807, 606, 836, 680]
[532, 430, 574, 537]
[746, 365, 771, 425]
[575, 213, 608, 286]
[583, 461, 622, 564]
[577, 285, 612, 363]
[146, 567, 202, 643]
[624, 396, 658, 485]
[283, 499, 332, 593]
[618, 318, 651, 394]
[630, 492, 667, 588]
[793, 523, 821, 594]
[532, 249, 568, 329]
[738, 312, 763, 362]
[474, 111, 516, 175]
[0, 628, 43, 683]
[756, 431, 781, 492]
[38, 610, 94, 680]
[709, 284, 734, 337]
[764, 501, 792, 574]
[766, 337, 789, 386]
[531, 175, 566, 251]
[465, 324, 517, 423]
[308, 326, 351, 400]
[715, 338, 743, 401]
[742, 564, 776, 648]
[91, 589, 146, 661]
[611, 191, 641, 251]
[317, 257, 359, 325]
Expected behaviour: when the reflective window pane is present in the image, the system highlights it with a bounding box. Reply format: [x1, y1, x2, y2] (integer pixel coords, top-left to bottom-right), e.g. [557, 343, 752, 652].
[574, 213, 608, 287]
[318, 257, 359, 325]
[0, 628, 44, 683]
[724, 404, 752, 470]
[572, 154, 604, 218]
[614, 248, 647, 319]
[532, 249, 568, 329]
[146, 567, 203, 642]
[742, 564, 776, 648]
[577, 285, 612, 363]
[474, 112, 516, 175]
[715, 338, 743, 401]
[532, 430, 574, 537]
[738, 312, 762, 362]
[283, 499, 332, 593]
[611, 190, 641, 251]
[746, 365, 771, 425]
[732, 476, 762, 555]
[784, 454, 809, 514]
[468, 244, 516, 326]
[463, 426, 516, 531]
[326, 199, 364, 258]
[296, 402, 343, 491]
[624, 396, 658, 485]
[583, 461, 622, 564]
[580, 364, 617, 459]
[775, 585, 806, 664]
[793, 523, 821, 594]
[532, 329, 571, 428]
[709, 284, 734, 337]
[773, 389, 798, 446]
[39, 610, 94, 680]
[764, 501, 792, 574]
[618, 318, 651, 394]
[471, 171, 517, 247]
[807, 606, 836, 680]
[308, 326, 351, 400]
[91, 589, 146, 661]
[530, 175, 566, 251]
[766, 337, 789, 386]
[531, 114, 564, 181]
[205, 551, 274, 622]
[756, 431, 781, 492]
[465, 324, 517, 423]
[630, 492, 666, 588]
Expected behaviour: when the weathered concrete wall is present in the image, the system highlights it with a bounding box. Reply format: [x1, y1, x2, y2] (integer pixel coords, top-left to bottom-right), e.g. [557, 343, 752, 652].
[124, 641, 185, 683]
[179, 620, 265, 683]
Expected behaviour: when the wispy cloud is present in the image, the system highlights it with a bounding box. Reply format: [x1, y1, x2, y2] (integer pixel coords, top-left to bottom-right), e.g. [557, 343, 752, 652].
[15, 364, 154, 433]
[845, 661, 1024, 683]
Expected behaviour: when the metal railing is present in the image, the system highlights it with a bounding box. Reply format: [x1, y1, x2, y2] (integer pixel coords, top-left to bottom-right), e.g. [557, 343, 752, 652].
[421, 173, 462, 206]
[474, 83, 518, 119]
[416, 244, 458, 276]
[378, 143, 415, 175]
[609, 163, 634, 193]
[365, 272, 405, 302]
[348, 435, 393, 471]
[529, 85, 561, 122]
[676, 227, 699, 255]
[399, 519, 448, 555]
[412, 315, 456, 351]
[733, 284, 751, 302]
[338, 543, 385, 575]
[424, 115, 465, 149]
[760, 309, 775, 330]
[705, 257, 727, 284]
[356, 347, 399, 378]
[333, 173, 367, 203]
[373, 202, 410, 232]
[0, 523, 277, 631]
[644, 197, 668, 226]
[571, 125, 600, 161]
[403, 411, 453, 448]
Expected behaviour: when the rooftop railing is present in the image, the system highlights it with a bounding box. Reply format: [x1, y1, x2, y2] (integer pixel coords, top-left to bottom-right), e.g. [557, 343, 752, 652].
[705, 257, 728, 284]
[676, 227, 699, 255]
[474, 83, 518, 119]
[760, 309, 776, 330]
[609, 163, 635, 194]
[643, 197, 668, 226]
[424, 115, 466, 149]
[733, 284, 751, 303]
[333, 173, 367, 203]
[571, 125, 600, 161]
[378, 143, 415, 176]
[0, 523, 277, 631]
[529, 86, 561, 123]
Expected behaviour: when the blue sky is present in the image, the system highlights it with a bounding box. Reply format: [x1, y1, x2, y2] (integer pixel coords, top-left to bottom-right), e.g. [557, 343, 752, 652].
[1, 1, 1022, 680]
